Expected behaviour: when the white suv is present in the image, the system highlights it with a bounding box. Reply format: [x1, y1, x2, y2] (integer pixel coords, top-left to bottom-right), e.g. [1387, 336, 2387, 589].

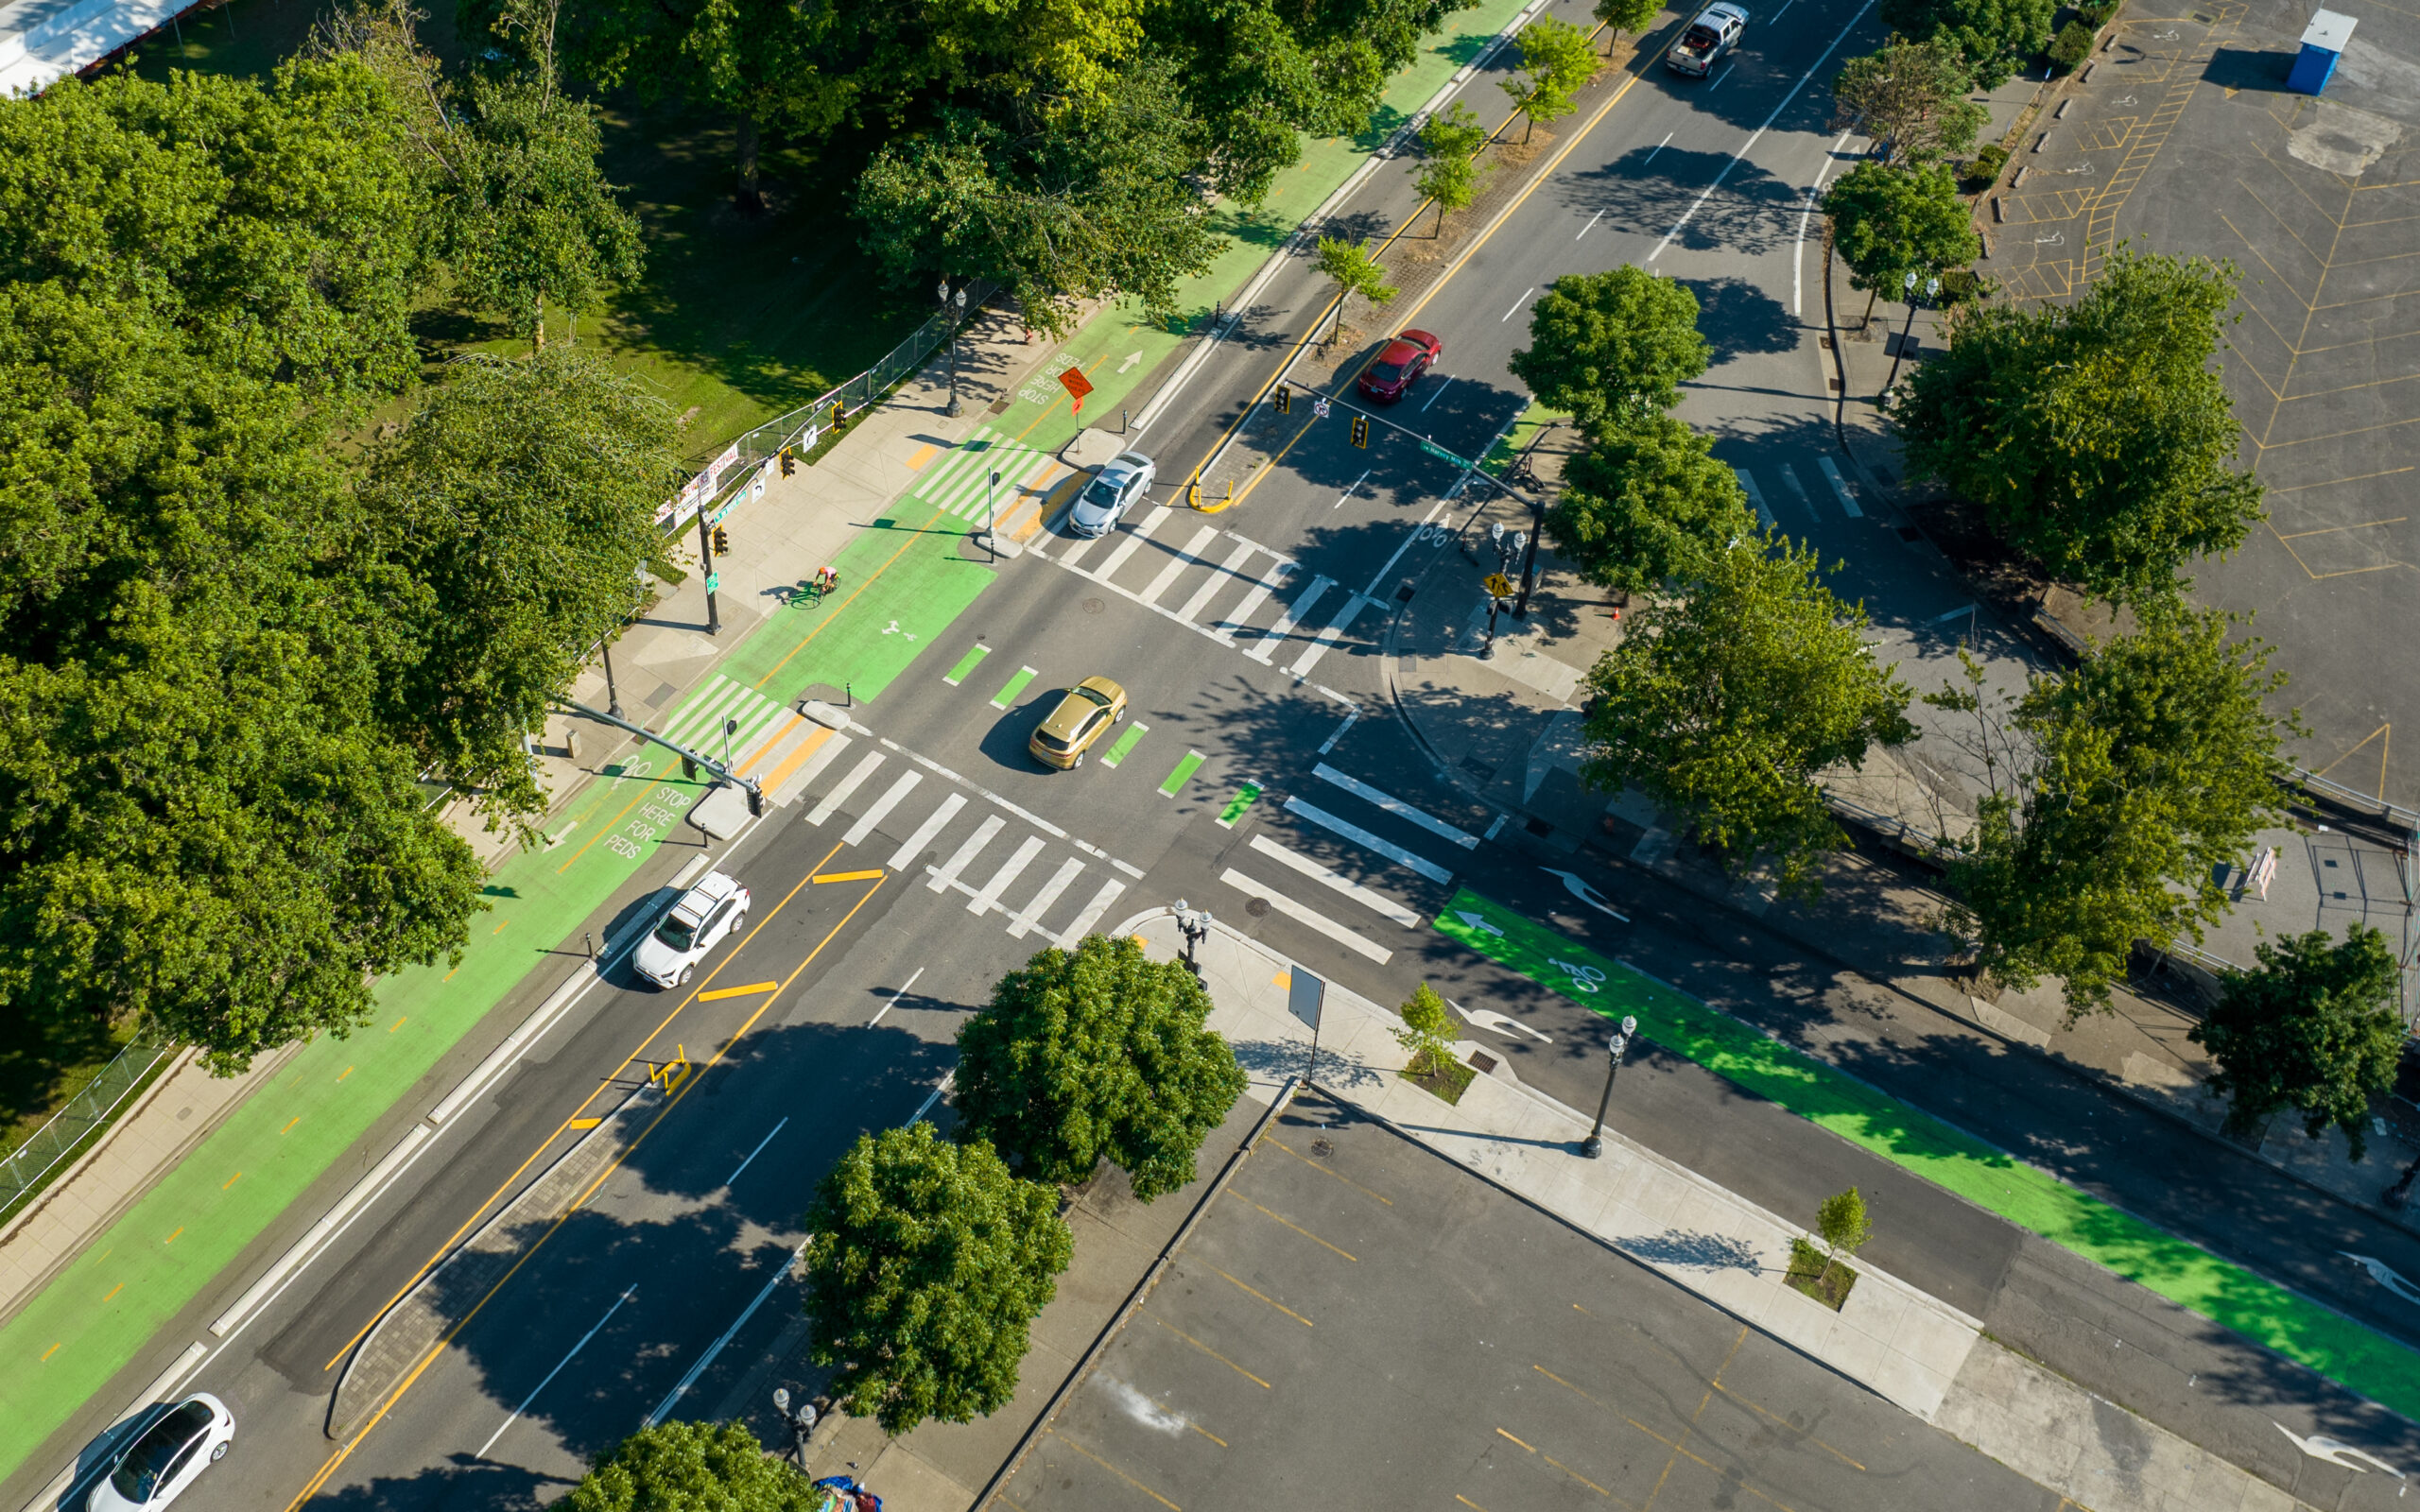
[632, 871, 750, 989]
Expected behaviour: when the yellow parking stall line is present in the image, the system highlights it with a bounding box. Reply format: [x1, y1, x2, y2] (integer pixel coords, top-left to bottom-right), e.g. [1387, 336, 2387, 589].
[1148, 1316, 1270, 1388]
[698, 981, 782, 1001]
[1045, 1431, 1180, 1512]
[1228, 1192, 1357, 1261]
[1212, 1267, 1312, 1327]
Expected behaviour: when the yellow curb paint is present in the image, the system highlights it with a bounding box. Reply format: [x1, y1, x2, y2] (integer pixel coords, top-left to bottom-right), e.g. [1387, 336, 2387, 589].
[697, 982, 781, 1001]
[567, 1118, 602, 1130]
[811, 869, 884, 885]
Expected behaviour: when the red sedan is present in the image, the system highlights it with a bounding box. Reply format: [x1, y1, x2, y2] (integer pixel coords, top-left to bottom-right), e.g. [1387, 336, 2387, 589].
[1357, 329, 1443, 403]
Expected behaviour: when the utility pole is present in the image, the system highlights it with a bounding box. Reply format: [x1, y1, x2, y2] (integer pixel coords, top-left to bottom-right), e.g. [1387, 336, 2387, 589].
[1882, 273, 1939, 399]
[600, 637, 624, 719]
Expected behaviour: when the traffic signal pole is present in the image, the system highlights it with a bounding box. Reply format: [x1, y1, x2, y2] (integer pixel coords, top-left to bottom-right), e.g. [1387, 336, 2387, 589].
[556, 698, 764, 816]
[695, 506, 720, 635]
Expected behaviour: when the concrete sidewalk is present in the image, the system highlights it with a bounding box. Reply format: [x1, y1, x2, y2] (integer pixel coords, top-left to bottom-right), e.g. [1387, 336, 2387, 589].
[1172, 914, 2309, 1512]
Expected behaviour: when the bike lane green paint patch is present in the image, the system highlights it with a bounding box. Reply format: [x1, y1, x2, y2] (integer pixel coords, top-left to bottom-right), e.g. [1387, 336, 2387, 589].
[943, 644, 992, 686]
[0, 502, 999, 1479]
[993, 666, 1041, 710]
[1431, 885, 2420, 1424]
[1160, 751, 1207, 798]
[1218, 782, 1264, 828]
[976, 0, 1540, 460]
[1100, 722, 1150, 769]
[0, 756, 720, 1477]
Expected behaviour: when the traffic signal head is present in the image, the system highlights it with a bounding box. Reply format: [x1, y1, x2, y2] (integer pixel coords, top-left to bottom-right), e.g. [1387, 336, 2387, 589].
[1274, 387, 1291, 415]
[712, 525, 730, 556]
[780, 447, 796, 476]
[1351, 415, 1370, 449]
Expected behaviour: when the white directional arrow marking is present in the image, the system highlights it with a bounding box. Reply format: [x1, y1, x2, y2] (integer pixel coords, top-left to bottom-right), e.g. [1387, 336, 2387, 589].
[2342, 1251, 2420, 1307]
[1116, 351, 1144, 374]
[1455, 1004, 1552, 1043]
[1540, 868, 1629, 921]
[2275, 1423, 2407, 1477]
[1452, 910, 1505, 937]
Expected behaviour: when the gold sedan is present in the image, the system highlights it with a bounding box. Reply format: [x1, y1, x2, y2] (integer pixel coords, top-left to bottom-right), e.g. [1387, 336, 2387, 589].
[1028, 676, 1129, 769]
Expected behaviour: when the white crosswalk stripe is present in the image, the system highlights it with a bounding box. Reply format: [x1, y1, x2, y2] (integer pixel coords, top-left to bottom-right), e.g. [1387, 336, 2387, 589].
[1313, 764, 1479, 849]
[1736, 469, 1777, 529]
[1815, 455, 1864, 518]
[1283, 796, 1453, 885]
[792, 731, 1154, 950]
[1248, 834, 1422, 927]
[1219, 868, 1392, 963]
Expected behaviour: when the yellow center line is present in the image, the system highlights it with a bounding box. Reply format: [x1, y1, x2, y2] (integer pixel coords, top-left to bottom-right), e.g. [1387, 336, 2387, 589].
[1212, 1266, 1313, 1326]
[285, 872, 886, 1512]
[1229, 1193, 1357, 1261]
[317, 839, 846, 1376]
[812, 869, 884, 884]
[698, 981, 781, 1001]
[1148, 1315, 1271, 1388]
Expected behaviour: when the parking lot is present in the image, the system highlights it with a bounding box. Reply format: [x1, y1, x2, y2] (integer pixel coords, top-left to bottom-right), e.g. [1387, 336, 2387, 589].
[997, 1089, 2057, 1512]
[1988, 0, 2420, 808]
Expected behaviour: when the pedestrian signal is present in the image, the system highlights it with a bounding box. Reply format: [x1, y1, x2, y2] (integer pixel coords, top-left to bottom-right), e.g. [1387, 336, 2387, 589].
[1274, 387, 1291, 415]
[1351, 415, 1370, 449]
[712, 525, 730, 557]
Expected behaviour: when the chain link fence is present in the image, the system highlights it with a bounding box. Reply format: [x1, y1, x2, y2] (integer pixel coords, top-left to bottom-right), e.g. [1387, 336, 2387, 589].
[1, 1035, 178, 1219]
[731, 282, 1002, 479]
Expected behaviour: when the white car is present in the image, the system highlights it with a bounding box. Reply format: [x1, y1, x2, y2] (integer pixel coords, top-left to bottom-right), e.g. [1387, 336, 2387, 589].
[1068, 452, 1155, 538]
[1666, 1, 1748, 75]
[88, 1396, 233, 1512]
[631, 871, 750, 989]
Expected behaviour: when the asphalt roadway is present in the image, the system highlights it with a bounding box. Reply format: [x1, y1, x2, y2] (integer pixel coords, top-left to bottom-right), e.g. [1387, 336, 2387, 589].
[15, 1, 2420, 1508]
[1003, 1087, 2052, 1512]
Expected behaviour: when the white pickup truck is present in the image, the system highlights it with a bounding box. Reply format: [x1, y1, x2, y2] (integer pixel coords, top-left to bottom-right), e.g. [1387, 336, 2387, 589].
[1666, 2, 1749, 76]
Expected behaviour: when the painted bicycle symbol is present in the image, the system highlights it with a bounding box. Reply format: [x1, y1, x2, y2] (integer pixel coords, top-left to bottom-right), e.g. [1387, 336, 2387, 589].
[1549, 958, 1608, 993]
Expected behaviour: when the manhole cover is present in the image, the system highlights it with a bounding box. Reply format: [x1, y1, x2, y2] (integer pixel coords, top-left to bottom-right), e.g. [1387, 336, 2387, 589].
[1311, 1138, 1336, 1159]
[1245, 897, 1270, 918]
[1082, 597, 1105, 615]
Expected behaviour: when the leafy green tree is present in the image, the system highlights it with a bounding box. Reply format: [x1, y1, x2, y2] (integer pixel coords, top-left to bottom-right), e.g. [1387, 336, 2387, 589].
[1943, 605, 2296, 1013]
[1548, 413, 1756, 593]
[1581, 534, 1914, 893]
[527, 0, 830, 215]
[1313, 234, 1399, 347]
[804, 1124, 1072, 1435]
[0, 68, 486, 1074]
[316, 0, 637, 348]
[435, 74, 643, 349]
[1153, 0, 1481, 202]
[359, 347, 683, 825]
[2192, 926, 2406, 1160]
[854, 61, 1226, 339]
[1831, 37, 1990, 164]
[0, 60, 427, 411]
[1815, 1187, 1873, 1262]
[1594, 0, 1663, 48]
[955, 934, 1247, 1199]
[1877, 0, 2055, 88]
[1500, 15, 1599, 142]
[1413, 102, 1493, 235]
[566, 1421, 821, 1512]
[1893, 247, 2263, 603]
[1393, 983, 1458, 1072]
[1824, 161, 1979, 329]
[1510, 266, 1709, 437]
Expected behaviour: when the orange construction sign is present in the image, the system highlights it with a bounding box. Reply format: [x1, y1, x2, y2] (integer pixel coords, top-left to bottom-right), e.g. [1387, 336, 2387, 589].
[1058, 365, 1094, 412]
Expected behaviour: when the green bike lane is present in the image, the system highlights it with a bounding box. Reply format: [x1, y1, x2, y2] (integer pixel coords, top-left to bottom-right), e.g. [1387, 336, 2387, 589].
[0, 0, 1552, 1478]
[1431, 886, 2420, 1427]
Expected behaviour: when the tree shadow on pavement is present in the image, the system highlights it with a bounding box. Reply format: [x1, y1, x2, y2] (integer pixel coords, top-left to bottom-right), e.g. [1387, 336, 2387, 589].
[307, 1455, 563, 1512]
[1676, 275, 1799, 364]
[1557, 146, 1801, 259]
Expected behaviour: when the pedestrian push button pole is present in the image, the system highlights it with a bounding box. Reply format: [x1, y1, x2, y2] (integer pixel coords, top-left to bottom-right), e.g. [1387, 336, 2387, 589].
[1579, 1016, 1639, 1159]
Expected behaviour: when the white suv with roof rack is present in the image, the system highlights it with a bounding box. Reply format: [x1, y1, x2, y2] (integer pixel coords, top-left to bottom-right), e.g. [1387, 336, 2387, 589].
[632, 871, 750, 989]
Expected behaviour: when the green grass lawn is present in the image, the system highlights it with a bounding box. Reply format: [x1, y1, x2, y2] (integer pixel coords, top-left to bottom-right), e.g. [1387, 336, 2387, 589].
[128, 0, 927, 468]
